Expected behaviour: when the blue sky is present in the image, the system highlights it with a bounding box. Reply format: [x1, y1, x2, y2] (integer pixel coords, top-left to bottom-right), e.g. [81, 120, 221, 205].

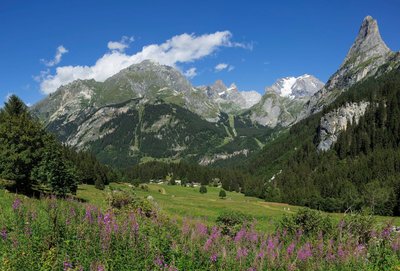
[0, 0, 399, 105]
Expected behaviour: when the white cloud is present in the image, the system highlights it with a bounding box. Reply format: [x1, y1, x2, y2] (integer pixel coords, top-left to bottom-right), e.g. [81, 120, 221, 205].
[107, 36, 134, 52]
[184, 67, 197, 79]
[38, 31, 248, 94]
[41, 45, 68, 67]
[215, 63, 234, 72]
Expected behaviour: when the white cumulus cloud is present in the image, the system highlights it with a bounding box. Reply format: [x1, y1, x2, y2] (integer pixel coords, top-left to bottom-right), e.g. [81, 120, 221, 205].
[107, 36, 134, 52]
[215, 63, 234, 72]
[38, 31, 248, 94]
[184, 67, 197, 79]
[41, 45, 68, 67]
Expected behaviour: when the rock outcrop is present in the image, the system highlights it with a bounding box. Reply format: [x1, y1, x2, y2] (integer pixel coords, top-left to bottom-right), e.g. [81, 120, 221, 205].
[317, 102, 370, 151]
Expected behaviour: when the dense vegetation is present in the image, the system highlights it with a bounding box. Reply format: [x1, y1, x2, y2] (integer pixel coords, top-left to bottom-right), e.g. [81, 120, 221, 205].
[247, 69, 400, 215]
[127, 160, 250, 192]
[0, 95, 118, 194]
[1, 189, 400, 270]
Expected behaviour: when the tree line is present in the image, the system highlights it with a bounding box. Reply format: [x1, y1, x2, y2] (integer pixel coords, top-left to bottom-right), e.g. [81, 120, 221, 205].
[0, 95, 119, 195]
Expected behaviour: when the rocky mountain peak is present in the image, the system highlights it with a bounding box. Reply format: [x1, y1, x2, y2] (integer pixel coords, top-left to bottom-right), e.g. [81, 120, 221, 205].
[266, 75, 324, 98]
[343, 16, 391, 66]
[211, 80, 228, 93]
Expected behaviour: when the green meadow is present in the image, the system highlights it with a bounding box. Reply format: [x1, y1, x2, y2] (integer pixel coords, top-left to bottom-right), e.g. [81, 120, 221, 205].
[76, 183, 400, 232]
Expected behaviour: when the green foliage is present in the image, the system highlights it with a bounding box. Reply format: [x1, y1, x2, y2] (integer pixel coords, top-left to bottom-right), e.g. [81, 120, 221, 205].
[219, 189, 226, 199]
[199, 185, 207, 194]
[32, 141, 78, 196]
[216, 210, 252, 236]
[278, 208, 334, 237]
[0, 95, 117, 195]
[107, 188, 154, 216]
[341, 211, 376, 242]
[0, 97, 46, 192]
[248, 70, 400, 216]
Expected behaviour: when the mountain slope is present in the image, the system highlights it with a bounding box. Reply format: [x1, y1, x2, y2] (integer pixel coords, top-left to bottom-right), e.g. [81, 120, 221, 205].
[301, 16, 400, 118]
[32, 61, 273, 168]
[244, 75, 323, 127]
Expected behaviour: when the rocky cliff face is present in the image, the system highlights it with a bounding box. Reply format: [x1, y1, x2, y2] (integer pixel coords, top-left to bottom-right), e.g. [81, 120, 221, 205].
[198, 80, 261, 113]
[246, 75, 323, 127]
[301, 16, 400, 119]
[317, 102, 370, 151]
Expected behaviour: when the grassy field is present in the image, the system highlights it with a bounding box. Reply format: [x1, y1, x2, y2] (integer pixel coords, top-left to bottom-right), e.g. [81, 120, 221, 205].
[76, 183, 400, 232]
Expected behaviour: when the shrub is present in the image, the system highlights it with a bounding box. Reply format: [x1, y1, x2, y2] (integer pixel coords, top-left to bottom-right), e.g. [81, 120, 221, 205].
[219, 189, 226, 199]
[107, 190, 134, 209]
[139, 184, 149, 191]
[341, 211, 376, 242]
[199, 185, 207, 194]
[216, 211, 252, 236]
[278, 208, 334, 237]
[107, 189, 154, 216]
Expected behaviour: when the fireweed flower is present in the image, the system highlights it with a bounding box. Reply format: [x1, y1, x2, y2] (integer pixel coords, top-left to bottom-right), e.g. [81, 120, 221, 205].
[154, 255, 164, 267]
[381, 226, 392, 239]
[12, 198, 21, 211]
[286, 242, 296, 257]
[0, 228, 7, 240]
[237, 247, 249, 259]
[297, 243, 312, 261]
[63, 260, 73, 271]
[235, 228, 246, 243]
[204, 238, 213, 251]
[355, 244, 366, 257]
[196, 223, 208, 237]
[84, 206, 93, 224]
[210, 253, 218, 263]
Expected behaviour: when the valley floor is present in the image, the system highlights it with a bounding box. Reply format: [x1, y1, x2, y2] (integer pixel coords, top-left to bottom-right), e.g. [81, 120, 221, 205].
[76, 183, 400, 232]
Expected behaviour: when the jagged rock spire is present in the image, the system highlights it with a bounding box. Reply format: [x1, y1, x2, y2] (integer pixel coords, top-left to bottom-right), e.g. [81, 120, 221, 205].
[343, 16, 391, 66]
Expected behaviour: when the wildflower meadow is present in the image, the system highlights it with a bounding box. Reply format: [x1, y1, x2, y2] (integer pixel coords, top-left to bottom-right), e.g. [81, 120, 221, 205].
[1, 189, 400, 270]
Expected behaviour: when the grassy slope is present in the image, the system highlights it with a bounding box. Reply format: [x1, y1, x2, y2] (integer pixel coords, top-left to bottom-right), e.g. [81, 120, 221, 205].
[76, 183, 400, 232]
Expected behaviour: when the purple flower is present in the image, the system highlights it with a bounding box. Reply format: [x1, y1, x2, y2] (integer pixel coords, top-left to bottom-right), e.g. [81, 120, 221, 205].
[12, 198, 21, 211]
[210, 253, 217, 263]
[63, 261, 73, 271]
[381, 226, 392, 239]
[154, 255, 164, 267]
[337, 244, 347, 261]
[0, 228, 7, 240]
[204, 238, 213, 251]
[286, 242, 295, 256]
[234, 228, 246, 243]
[196, 223, 208, 236]
[297, 243, 312, 261]
[84, 206, 93, 224]
[237, 247, 248, 259]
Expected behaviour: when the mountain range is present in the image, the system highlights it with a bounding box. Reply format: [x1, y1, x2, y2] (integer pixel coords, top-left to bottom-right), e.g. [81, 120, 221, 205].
[31, 16, 400, 169]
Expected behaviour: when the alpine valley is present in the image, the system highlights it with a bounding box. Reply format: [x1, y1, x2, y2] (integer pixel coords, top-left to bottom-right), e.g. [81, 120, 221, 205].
[31, 15, 400, 213]
[4, 6, 400, 270]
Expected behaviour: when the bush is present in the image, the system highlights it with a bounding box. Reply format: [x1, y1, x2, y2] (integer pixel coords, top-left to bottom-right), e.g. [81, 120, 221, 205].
[107, 189, 154, 216]
[107, 190, 134, 209]
[199, 185, 207, 194]
[341, 211, 376, 242]
[278, 208, 334, 237]
[219, 189, 226, 199]
[139, 184, 149, 191]
[216, 211, 252, 236]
